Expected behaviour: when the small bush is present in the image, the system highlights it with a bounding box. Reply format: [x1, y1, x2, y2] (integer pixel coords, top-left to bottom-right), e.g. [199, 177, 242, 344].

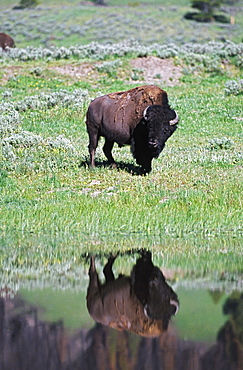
[208, 137, 234, 150]
[0, 103, 21, 135]
[2, 90, 13, 100]
[0, 169, 8, 187]
[184, 11, 230, 23]
[95, 60, 121, 77]
[225, 79, 243, 96]
[30, 67, 43, 76]
[195, 13, 212, 22]
[214, 14, 230, 24]
[3, 131, 43, 148]
[184, 12, 213, 22]
[235, 55, 243, 69]
[182, 53, 224, 74]
[18, 0, 39, 9]
[128, 2, 140, 6]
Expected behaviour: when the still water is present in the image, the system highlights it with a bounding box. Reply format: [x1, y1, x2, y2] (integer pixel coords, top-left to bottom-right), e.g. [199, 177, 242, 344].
[1, 250, 242, 370]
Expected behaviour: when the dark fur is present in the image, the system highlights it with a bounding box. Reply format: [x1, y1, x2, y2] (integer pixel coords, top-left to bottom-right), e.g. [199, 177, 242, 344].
[0, 33, 15, 50]
[86, 251, 179, 337]
[86, 85, 178, 174]
[132, 105, 177, 173]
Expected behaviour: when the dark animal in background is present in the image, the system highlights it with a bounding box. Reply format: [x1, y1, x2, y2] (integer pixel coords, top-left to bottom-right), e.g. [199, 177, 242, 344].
[86, 251, 179, 337]
[0, 33, 15, 50]
[86, 85, 179, 174]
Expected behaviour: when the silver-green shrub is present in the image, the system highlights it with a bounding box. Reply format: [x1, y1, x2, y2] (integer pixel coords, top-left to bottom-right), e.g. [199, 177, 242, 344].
[1, 40, 242, 62]
[14, 89, 89, 111]
[0, 103, 21, 135]
[95, 60, 121, 76]
[225, 79, 243, 96]
[3, 131, 43, 148]
[208, 137, 235, 150]
[0, 88, 89, 172]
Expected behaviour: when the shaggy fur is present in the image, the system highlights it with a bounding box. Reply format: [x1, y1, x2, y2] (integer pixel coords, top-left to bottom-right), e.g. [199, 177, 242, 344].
[87, 251, 179, 337]
[0, 33, 15, 50]
[86, 85, 178, 174]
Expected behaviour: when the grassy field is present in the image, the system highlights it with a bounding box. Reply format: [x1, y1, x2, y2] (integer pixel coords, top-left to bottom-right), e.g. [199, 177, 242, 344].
[0, 0, 243, 291]
[1, 0, 243, 47]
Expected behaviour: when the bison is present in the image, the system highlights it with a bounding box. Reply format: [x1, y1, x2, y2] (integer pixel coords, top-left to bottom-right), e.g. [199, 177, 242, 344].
[86, 85, 178, 174]
[86, 251, 179, 337]
[0, 33, 15, 50]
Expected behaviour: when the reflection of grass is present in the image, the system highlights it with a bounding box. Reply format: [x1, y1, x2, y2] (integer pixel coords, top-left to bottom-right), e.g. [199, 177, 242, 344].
[1, 233, 242, 292]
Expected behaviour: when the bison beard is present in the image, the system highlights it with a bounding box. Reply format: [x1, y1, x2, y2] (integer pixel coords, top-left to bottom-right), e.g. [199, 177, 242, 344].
[86, 85, 178, 174]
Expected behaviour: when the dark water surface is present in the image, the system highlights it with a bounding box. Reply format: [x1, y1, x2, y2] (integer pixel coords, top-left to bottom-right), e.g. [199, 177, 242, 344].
[1, 251, 242, 370]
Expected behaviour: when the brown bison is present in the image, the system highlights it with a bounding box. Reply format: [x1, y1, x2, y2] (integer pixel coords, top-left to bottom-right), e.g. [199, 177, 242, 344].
[0, 33, 15, 50]
[86, 85, 179, 174]
[86, 251, 179, 337]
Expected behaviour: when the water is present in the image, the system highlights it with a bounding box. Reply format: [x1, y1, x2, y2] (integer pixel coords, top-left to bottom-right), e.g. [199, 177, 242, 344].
[1, 251, 242, 370]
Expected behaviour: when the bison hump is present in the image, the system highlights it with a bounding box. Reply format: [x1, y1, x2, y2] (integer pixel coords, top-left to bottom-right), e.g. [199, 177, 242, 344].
[106, 85, 169, 128]
[108, 85, 167, 105]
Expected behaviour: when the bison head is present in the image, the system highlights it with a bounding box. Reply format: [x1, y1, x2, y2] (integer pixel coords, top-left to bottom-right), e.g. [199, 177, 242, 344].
[144, 268, 179, 330]
[143, 105, 178, 157]
[132, 251, 179, 331]
[132, 105, 179, 174]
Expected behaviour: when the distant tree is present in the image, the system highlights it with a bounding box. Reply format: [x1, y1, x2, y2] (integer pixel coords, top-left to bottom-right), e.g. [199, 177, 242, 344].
[191, 0, 221, 17]
[185, 0, 239, 22]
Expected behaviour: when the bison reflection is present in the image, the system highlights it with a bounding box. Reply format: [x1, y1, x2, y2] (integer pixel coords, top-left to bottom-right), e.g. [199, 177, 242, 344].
[86, 251, 179, 337]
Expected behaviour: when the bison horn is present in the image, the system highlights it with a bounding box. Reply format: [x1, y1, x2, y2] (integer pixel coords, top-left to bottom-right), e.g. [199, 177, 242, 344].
[169, 111, 179, 125]
[143, 106, 149, 121]
[170, 299, 179, 315]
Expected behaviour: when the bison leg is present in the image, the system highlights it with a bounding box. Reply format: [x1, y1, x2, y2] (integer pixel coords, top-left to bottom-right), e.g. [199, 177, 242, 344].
[88, 131, 99, 167]
[103, 255, 117, 283]
[103, 139, 116, 168]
